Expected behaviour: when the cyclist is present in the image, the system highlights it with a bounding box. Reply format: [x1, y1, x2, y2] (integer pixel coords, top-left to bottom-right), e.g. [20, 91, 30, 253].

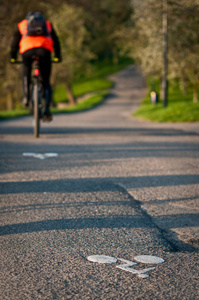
[10, 11, 62, 121]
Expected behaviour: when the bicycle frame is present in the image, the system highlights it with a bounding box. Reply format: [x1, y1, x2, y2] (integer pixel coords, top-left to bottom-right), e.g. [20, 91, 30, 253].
[32, 57, 42, 138]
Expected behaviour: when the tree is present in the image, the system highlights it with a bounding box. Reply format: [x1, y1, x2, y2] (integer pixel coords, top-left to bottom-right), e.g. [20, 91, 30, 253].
[47, 3, 94, 105]
[66, 0, 133, 62]
[131, 0, 163, 78]
[168, 0, 199, 102]
[131, 0, 199, 103]
[162, 0, 168, 107]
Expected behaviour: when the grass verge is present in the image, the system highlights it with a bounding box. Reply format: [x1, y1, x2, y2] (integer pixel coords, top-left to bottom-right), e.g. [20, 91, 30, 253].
[54, 78, 112, 103]
[52, 90, 109, 114]
[133, 86, 199, 122]
[0, 109, 30, 120]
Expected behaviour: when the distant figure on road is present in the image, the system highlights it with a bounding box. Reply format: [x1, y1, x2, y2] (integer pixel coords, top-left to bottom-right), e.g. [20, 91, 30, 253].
[10, 11, 62, 121]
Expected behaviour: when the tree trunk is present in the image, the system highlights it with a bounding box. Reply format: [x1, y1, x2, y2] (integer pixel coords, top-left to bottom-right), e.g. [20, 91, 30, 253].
[7, 92, 14, 110]
[66, 80, 76, 105]
[113, 47, 119, 65]
[180, 80, 187, 95]
[162, 0, 168, 108]
[193, 86, 198, 103]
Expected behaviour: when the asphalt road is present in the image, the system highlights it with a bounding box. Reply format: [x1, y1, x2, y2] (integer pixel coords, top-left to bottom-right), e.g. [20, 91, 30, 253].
[0, 65, 199, 299]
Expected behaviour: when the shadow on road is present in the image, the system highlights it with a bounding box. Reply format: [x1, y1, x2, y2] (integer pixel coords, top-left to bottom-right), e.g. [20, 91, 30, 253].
[0, 175, 199, 194]
[0, 125, 198, 136]
[0, 183, 198, 253]
[0, 215, 153, 235]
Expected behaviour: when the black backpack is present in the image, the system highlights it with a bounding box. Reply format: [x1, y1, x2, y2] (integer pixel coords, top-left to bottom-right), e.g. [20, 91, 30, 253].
[26, 12, 47, 36]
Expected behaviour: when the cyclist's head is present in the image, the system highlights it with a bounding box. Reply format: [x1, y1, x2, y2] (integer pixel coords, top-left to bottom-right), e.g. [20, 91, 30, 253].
[26, 11, 44, 20]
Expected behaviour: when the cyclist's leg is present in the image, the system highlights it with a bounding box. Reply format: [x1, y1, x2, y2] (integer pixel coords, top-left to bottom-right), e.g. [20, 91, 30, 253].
[35, 48, 52, 121]
[43, 84, 52, 119]
[22, 49, 34, 107]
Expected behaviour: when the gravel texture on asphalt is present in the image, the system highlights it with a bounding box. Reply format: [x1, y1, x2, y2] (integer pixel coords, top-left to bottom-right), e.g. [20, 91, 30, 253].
[0, 65, 198, 299]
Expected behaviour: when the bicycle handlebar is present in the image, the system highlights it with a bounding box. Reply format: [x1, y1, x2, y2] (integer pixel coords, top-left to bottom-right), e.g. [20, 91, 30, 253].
[10, 60, 23, 64]
[10, 58, 61, 64]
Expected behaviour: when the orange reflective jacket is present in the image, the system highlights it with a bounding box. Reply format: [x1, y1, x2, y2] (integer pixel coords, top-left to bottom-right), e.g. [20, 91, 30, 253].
[18, 19, 54, 54]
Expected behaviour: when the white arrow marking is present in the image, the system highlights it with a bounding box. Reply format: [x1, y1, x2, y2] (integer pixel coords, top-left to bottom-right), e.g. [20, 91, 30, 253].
[44, 153, 58, 157]
[33, 153, 46, 159]
[23, 152, 35, 156]
[23, 153, 58, 159]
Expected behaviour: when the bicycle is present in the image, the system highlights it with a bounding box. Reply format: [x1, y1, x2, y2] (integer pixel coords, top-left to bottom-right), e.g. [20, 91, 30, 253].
[11, 57, 59, 138]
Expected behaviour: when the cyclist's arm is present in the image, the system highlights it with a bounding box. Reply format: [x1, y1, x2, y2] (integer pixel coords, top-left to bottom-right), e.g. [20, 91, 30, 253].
[51, 24, 61, 60]
[10, 28, 22, 59]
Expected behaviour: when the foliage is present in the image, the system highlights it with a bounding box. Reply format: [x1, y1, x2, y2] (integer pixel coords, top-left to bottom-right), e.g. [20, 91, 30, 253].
[168, 0, 199, 102]
[131, 0, 163, 77]
[66, 0, 133, 60]
[131, 0, 199, 102]
[48, 3, 94, 85]
[87, 56, 134, 78]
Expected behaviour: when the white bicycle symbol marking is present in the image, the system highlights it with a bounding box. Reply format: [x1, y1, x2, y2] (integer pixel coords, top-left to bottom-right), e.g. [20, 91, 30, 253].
[87, 255, 164, 278]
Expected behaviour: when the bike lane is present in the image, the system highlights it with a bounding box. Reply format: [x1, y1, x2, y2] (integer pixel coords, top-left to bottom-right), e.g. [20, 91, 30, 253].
[0, 179, 187, 299]
[0, 65, 198, 299]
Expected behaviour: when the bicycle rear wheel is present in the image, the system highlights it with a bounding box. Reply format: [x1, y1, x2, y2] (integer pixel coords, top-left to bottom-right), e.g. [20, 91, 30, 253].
[33, 83, 40, 138]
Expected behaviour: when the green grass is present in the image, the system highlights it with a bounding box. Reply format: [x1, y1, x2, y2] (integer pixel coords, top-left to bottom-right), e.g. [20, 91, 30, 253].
[73, 78, 112, 98]
[52, 91, 109, 114]
[54, 78, 112, 103]
[133, 87, 199, 122]
[0, 91, 109, 120]
[0, 109, 29, 120]
[53, 85, 67, 103]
